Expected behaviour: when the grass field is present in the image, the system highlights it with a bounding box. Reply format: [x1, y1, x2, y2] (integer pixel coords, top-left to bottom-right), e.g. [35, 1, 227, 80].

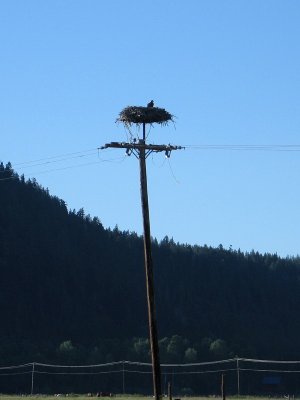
[0, 396, 280, 400]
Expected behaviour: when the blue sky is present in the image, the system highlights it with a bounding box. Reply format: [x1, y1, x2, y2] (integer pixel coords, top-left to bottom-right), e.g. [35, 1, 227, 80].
[1, 0, 300, 257]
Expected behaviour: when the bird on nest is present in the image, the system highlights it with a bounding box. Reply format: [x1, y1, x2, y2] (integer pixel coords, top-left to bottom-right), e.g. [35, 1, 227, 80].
[147, 100, 154, 108]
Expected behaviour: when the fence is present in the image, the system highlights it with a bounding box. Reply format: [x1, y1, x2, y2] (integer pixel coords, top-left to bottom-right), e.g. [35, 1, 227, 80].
[1, 358, 300, 396]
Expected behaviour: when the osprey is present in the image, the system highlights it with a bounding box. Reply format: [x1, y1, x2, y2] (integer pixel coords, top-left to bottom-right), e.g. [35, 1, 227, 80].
[147, 100, 154, 108]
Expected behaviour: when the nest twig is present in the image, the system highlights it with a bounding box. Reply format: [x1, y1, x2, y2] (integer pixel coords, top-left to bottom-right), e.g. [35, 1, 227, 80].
[116, 106, 174, 128]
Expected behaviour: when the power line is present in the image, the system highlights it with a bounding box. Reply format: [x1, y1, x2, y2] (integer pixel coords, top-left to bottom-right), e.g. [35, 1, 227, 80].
[17, 151, 99, 170]
[183, 144, 300, 151]
[13, 148, 99, 167]
[3, 143, 300, 171]
[0, 156, 127, 182]
[1, 142, 300, 183]
[23, 157, 127, 176]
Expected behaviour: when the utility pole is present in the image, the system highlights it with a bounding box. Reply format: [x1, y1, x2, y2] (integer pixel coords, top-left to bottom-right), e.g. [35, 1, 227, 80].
[100, 104, 183, 400]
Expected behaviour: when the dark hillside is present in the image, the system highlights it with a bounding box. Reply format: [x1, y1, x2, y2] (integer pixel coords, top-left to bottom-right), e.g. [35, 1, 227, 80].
[1, 162, 300, 364]
[0, 163, 148, 345]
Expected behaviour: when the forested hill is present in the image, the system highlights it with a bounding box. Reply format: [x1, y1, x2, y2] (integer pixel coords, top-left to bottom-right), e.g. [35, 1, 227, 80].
[1, 161, 300, 365]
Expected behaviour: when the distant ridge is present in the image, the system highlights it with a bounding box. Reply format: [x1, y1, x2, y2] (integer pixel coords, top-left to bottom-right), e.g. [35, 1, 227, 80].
[1, 161, 300, 367]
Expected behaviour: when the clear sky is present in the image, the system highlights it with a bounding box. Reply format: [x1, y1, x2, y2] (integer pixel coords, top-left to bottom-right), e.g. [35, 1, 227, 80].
[1, 0, 300, 257]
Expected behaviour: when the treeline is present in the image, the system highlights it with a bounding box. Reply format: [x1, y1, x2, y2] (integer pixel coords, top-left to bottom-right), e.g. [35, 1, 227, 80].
[0, 335, 231, 366]
[1, 162, 300, 367]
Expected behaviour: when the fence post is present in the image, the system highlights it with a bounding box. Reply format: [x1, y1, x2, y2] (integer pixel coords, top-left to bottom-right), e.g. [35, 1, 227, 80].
[31, 362, 35, 395]
[122, 361, 125, 394]
[168, 381, 172, 400]
[236, 356, 240, 397]
[221, 373, 226, 400]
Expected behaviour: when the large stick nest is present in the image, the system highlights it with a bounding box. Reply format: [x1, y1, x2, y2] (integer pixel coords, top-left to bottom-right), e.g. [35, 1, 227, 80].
[116, 106, 174, 127]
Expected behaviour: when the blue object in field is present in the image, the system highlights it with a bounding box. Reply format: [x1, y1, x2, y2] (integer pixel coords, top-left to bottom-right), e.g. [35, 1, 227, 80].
[262, 376, 281, 385]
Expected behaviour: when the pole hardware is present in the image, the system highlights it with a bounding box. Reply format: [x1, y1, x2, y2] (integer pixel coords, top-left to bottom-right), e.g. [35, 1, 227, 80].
[99, 142, 183, 160]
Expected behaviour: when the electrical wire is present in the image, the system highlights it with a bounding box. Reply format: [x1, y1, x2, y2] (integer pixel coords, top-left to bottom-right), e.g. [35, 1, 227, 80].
[1, 142, 299, 183]
[183, 144, 300, 152]
[4, 143, 300, 171]
[28, 156, 127, 176]
[17, 151, 99, 170]
[13, 148, 98, 167]
[0, 156, 127, 182]
[167, 158, 180, 184]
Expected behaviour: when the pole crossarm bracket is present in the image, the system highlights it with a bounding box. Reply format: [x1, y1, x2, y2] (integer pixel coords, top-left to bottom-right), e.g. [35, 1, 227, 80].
[99, 142, 184, 159]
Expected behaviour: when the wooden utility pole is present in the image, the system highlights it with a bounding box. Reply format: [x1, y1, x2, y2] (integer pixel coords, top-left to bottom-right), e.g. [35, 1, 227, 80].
[139, 122, 161, 399]
[100, 108, 182, 400]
